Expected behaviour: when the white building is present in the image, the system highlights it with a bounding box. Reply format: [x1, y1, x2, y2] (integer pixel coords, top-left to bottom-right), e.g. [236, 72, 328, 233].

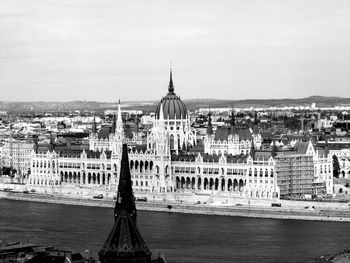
[2, 139, 33, 177]
[27, 70, 280, 200]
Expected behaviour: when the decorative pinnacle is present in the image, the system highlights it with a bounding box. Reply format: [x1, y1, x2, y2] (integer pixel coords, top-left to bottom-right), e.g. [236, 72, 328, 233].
[168, 65, 174, 93]
[117, 99, 122, 124]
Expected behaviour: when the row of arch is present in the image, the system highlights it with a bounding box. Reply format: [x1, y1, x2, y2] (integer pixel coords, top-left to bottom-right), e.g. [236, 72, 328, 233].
[245, 189, 279, 199]
[33, 161, 120, 172]
[29, 179, 60, 186]
[60, 171, 112, 185]
[130, 160, 154, 173]
[248, 168, 274, 178]
[210, 150, 249, 156]
[319, 165, 332, 174]
[133, 180, 149, 187]
[175, 176, 245, 192]
[32, 160, 56, 169]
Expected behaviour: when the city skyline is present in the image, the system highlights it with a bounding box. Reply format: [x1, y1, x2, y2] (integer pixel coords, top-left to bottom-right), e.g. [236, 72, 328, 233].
[1, 0, 350, 102]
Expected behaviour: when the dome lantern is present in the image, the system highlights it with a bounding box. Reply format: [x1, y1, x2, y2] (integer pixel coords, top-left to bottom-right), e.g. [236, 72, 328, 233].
[155, 68, 188, 120]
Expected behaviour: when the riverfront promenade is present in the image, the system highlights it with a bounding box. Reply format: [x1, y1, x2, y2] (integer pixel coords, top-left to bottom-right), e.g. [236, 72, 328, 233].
[1, 190, 350, 222]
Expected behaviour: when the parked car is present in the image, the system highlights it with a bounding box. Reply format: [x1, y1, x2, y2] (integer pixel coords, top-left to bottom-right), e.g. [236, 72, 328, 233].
[93, 194, 103, 199]
[136, 197, 147, 202]
[23, 190, 29, 194]
[271, 203, 282, 207]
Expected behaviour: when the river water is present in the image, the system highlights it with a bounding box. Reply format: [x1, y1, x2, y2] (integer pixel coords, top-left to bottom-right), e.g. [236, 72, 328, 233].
[1, 199, 350, 263]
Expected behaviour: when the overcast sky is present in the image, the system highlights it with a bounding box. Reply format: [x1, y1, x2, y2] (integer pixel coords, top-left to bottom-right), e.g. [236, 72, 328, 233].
[0, 0, 349, 102]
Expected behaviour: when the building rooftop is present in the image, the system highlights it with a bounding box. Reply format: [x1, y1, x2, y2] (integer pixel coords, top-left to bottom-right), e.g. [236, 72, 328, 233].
[214, 126, 252, 141]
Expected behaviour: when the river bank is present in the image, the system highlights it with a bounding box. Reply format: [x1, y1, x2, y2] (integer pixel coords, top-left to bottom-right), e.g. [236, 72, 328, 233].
[1, 191, 350, 222]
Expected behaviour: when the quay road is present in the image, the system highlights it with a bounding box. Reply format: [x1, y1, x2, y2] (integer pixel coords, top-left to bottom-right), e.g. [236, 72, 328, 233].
[1, 190, 350, 222]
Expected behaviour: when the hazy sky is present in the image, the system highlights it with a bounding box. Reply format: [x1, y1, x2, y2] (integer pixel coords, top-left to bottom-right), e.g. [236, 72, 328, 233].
[0, 0, 349, 102]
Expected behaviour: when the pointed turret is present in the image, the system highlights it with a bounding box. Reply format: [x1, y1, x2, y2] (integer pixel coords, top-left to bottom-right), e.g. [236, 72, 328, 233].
[92, 114, 97, 134]
[168, 67, 174, 94]
[33, 135, 39, 154]
[98, 144, 153, 263]
[253, 111, 259, 133]
[111, 111, 116, 134]
[230, 109, 236, 127]
[117, 100, 122, 125]
[49, 133, 54, 152]
[207, 111, 213, 135]
[250, 142, 256, 159]
[254, 111, 258, 125]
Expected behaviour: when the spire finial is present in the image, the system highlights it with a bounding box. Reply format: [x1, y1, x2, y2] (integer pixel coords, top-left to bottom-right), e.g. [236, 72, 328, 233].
[117, 99, 122, 124]
[92, 113, 97, 134]
[168, 64, 174, 93]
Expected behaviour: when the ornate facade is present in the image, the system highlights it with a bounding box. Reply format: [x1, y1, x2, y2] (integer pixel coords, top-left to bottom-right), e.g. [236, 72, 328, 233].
[204, 112, 262, 156]
[148, 70, 196, 154]
[28, 70, 280, 200]
[172, 153, 279, 199]
[89, 102, 142, 153]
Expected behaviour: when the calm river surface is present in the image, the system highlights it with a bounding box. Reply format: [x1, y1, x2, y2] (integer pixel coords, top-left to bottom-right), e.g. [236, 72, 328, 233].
[1, 199, 350, 263]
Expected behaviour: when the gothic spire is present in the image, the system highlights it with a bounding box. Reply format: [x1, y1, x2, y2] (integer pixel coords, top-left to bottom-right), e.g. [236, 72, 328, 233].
[250, 142, 256, 159]
[117, 99, 122, 125]
[92, 114, 97, 134]
[111, 111, 116, 134]
[168, 67, 174, 93]
[99, 145, 153, 263]
[230, 109, 236, 127]
[49, 133, 54, 152]
[207, 110, 213, 135]
[33, 135, 39, 154]
[114, 144, 137, 223]
[254, 111, 258, 125]
[253, 111, 259, 133]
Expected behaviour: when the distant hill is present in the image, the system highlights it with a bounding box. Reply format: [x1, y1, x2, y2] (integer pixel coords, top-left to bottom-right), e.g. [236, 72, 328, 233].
[0, 96, 349, 113]
[183, 96, 350, 110]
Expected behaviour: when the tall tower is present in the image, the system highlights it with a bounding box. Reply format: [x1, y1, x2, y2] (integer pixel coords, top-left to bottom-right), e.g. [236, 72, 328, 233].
[152, 67, 196, 153]
[98, 144, 153, 263]
[114, 144, 137, 223]
[110, 101, 125, 154]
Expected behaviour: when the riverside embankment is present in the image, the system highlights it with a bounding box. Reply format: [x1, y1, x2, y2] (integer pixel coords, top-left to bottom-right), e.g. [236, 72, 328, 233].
[1, 190, 350, 222]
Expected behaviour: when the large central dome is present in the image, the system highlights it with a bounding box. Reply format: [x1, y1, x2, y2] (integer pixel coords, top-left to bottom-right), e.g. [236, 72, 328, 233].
[155, 70, 187, 120]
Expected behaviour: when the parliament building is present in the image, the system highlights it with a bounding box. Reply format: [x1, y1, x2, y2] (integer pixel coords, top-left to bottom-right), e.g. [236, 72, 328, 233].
[27, 70, 290, 201]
